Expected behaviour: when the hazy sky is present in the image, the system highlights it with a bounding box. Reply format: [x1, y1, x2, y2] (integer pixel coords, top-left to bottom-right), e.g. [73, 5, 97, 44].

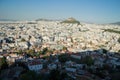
[0, 0, 120, 23]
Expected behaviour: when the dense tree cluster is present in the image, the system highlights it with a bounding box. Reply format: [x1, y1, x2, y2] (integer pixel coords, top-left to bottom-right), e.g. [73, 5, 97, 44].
[58, 54, 69, 63]
[0, 57, 8, 73]
[103, 29, 120, 34]
[20, 71, 42, 80]
[20, 69, 69, 80]
[0, 57, 8, 69]
[49, 69, 68, 80]
[81, 56, 94, 66]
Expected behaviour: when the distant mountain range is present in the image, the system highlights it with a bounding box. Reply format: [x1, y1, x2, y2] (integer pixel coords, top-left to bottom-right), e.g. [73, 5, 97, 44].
[0, 19, 17, 21]
[0, 18, 120, 25]
[35, 18, 61, 21]
[110, 22, 120, 25]
[36, 19, 52, 21]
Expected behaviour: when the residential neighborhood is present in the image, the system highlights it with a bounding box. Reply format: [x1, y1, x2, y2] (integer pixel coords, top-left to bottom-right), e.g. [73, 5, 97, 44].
[0, 19, 120, 80]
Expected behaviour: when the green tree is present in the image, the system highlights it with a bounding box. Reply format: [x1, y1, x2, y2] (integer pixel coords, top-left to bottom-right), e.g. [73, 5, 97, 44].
[60, 72, 68, 79]
[82, 56, 94, 66]
[118, 50, 120, 52]
[20, 70, 41, 80]
[49, 69, 60, 80]
[62, 46, 67, 51]
[21, 38, 26, 42]
[38, 50, 42, 54]
[0, 57, 8, 70]
[42, 47, 48, 55]
[102, 49, 108, 53]
[27, 49, 35, 56]
[34, 52, 40, 58]
[71, 38, 74, 43]
[17, 50, 23, 54]
[49, 69, 68, 80]
[58, 54, 69, 63]
[118, 38, 120, 43]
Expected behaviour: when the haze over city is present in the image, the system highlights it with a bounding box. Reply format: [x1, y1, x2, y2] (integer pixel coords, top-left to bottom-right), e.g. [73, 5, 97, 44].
[0, 0, 120, 23]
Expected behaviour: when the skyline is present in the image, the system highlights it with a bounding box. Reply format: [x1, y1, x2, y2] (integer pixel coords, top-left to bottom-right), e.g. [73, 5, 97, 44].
[0, 0, 120, 23]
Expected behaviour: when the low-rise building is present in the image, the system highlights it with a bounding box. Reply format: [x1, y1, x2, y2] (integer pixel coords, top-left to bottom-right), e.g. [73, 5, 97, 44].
[48, 63, 57, 70]
[65, 67, 76, 73]
[27, 59, 43, 71]
[71, 54, 81, 59]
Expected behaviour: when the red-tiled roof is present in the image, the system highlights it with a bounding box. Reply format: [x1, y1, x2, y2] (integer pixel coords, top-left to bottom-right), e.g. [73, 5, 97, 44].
[28, 60, 42, 66]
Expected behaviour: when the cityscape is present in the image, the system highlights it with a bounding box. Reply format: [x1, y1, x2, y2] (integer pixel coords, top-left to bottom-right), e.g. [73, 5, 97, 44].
[0, 0, 120, 80]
